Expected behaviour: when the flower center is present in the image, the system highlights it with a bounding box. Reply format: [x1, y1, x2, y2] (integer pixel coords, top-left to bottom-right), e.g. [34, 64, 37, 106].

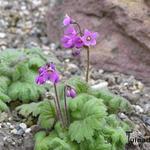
[78, 39, 82, 43]
[86, 36, 91, 41]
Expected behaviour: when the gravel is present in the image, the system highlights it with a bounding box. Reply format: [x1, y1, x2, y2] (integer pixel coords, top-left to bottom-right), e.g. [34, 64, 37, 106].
[0, 0, 53, 51]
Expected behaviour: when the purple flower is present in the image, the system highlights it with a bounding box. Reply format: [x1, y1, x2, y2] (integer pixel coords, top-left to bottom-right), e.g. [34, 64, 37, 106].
[47, 70, 59, 84]
[61, 35, 75, 48]
[63, 15, 73, 26]
[66, 87, 76, 98]
[64, 25, 77, 36]
[35, 63, 60, 85]
[35, 75, 46, 85]
[61, 26, 84, 49]
[81, 29, 98, 46]
[72, 49, 81, 57]
[38, 66, 46, 74]
[74, 36, 84, 48]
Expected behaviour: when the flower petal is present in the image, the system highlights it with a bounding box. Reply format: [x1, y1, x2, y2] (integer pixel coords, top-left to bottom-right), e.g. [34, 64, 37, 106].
[91, 39, 96, 46]
[92, 32, 99, 39]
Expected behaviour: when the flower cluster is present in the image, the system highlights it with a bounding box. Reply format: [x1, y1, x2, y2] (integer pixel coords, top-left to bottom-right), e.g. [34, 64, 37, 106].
[61, 15, 98, 51]
[35, 63, 59, 85]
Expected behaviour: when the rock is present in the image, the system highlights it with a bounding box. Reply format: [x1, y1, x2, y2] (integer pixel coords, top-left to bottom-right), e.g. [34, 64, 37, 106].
[142, 116, 150, 126]
[19, 123, 27, 130]
[16, 129, 25, 136]
[67, 63, 79, 74]
[11, 129, 17, 134]
[0, 112, 8, 122]
[46, 0, 150, 85]
[122, 92, 140, 104]
[0, 32, 6, 38]
[23, 134, 34, 150]
[91, 81, 108, 90]
[143, 104, 150, 114]
[90, 69, 104, 80]
[103, 74, 116, 86]
[50, 43, 57, 51]
[25, 128, 31, 134]
[133, 105, 144, 113]
[118, 113, 128, 120]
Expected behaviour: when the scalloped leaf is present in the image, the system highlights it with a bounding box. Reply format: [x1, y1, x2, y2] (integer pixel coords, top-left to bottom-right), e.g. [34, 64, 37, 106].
[16, 102, 42, 117]
[69, 96, 107, 143]
[38, 100, 56, 129]
[0, 100, 9, 112]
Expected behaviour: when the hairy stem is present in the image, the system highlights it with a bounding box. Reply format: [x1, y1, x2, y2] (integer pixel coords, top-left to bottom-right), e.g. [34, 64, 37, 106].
[47, 93, 59, 120]
[54, 83, 65, 127]
[86, 46, 90, 83]
[64, 86, 70, 127]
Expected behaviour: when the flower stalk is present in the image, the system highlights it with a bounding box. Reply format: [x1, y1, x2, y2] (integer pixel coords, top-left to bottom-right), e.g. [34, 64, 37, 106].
[54, 83, 65, 127]
[85, 46, 90, 83]
[64, 85, 70, 127]
[46, 93, 59, 120]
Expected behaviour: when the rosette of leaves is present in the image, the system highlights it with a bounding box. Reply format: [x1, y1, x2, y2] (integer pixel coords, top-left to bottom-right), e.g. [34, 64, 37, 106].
[17, 77, 132, 150]
[0, 48, 59, 111]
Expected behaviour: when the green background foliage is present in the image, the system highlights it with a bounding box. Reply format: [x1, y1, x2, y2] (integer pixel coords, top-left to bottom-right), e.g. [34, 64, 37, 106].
[0, 48, 59, 111]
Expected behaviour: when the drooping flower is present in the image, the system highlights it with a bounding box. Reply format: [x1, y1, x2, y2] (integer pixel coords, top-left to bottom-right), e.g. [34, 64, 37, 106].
[72, 48, 81, 57]
[46, 70, 59, 84]
[63, 15, 73, 26]
[35, 75, 46, 85]
[66, 87, 76, 98]
[35, 63, 59, 85]
[81, 29, 98, 46]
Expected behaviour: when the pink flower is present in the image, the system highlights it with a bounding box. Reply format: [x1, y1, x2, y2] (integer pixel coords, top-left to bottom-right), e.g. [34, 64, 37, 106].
[35, 63, 59, 85]
[35, 75, 46, 85]
[63, 15, 73, 26]
[61, 35, 75, 48]
[66, 87, 76, 98]
[61, 25, 83, 49]
[64, 25, 77, 36]
[81, 29, 98, 46]
[74, 36, 84, 48]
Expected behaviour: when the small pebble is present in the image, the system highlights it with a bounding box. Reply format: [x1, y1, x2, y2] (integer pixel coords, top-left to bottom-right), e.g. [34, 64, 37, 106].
[133, 105, 144, 113]
[118, 113, 128, 119]
[19, 123, 27, 130]
[11, 129, 17, 134]
[92, 81, 108, 90]
[25, 128, 31, 134]
[0, 32, 6, 38]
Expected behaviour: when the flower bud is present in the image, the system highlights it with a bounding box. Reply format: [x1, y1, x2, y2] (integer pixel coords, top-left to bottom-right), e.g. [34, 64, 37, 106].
[66, 87, 76, 98]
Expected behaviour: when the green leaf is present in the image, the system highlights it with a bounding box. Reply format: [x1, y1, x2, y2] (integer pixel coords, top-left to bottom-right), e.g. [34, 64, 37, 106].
[91, 89, 114, 105]
[8, 81, 44, 102]
[28, 55, 45, 69]
[111, 127, 127, 149]
[16, 102, 42, 117]
[38, 100, 56, 129]
[0, 100, 9, 112]
[0, 76, 10, 92]
[34, 131, 52, 150]
[0, 91, 11, 102]
[67, 77, 90, 94]
[34, 131, 77, 150]
[69, 95, 107, 143]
